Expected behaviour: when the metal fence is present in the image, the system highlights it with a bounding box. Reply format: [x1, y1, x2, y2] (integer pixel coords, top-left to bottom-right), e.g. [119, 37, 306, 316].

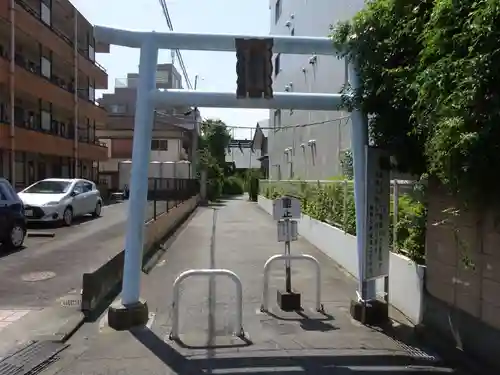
[259, 179, 422, 252]
[146, 178, 199, 221]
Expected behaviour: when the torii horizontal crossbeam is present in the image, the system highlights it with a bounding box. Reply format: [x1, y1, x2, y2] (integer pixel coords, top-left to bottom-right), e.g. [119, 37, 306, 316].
[94, 26, 339, 55]
[151, 90, 343, 110]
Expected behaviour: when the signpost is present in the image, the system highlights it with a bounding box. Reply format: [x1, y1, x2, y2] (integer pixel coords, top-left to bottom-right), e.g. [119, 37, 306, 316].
[272, 196, 301, 311]
[363, 146, 390, 282]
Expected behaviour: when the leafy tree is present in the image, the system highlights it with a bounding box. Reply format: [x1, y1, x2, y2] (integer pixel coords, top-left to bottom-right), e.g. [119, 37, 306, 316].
[331, 0, 433, 176]
[199, 119, 231, 168]
[331, 0, 500, 202]
[340, 150, 354, 180]
[198, 118, 231, 200]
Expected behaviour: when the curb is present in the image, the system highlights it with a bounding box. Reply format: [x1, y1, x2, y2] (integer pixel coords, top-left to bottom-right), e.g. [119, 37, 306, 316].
[52, 312, 86, 343]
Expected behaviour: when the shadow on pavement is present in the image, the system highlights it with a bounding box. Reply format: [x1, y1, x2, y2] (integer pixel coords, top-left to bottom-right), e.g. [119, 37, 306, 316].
[263, 309, 339, 333]
[0, 245, 26, 259]
[208, 195, 247, 208]
[131, 327, 456, 374]
[27, 214, 100, 230]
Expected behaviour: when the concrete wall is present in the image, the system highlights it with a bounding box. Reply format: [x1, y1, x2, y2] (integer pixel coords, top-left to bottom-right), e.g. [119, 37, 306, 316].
[143, 195, 199, 251]
[98, 139, 184, 173]
[81, 195, 199, 314]
[268, 0, 365, 180]
[258, 194, 425, 324]
[108, 138, 182, 161]
[424, 182, 500, 367]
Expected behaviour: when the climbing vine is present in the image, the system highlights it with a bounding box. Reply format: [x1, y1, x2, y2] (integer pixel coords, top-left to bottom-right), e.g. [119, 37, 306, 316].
[331, 0, 500, 203]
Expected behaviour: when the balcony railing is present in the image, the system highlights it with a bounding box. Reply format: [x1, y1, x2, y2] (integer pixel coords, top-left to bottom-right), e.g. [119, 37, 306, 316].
[1, 47, 106, 111]
[15, 0, 107, 73]
[0, 102, 104, 145]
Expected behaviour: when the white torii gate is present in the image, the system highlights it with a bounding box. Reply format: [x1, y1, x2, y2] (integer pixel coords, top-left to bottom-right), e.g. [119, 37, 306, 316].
[94, 26, 377, 324]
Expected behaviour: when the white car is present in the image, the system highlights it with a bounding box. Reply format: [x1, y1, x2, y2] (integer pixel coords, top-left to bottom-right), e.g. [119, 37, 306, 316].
[18, 178, 102, 226]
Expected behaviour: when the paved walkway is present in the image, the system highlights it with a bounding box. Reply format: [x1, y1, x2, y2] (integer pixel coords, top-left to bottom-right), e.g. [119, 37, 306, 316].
[40, 197, 466, 375]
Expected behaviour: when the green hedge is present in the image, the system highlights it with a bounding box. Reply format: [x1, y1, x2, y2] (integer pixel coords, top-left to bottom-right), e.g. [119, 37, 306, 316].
[261, 180, 426, 264]
[222, 176, 245, 195]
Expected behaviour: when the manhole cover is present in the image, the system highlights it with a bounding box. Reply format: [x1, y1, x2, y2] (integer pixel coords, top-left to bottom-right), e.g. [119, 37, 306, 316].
[21, 271, 56, 282]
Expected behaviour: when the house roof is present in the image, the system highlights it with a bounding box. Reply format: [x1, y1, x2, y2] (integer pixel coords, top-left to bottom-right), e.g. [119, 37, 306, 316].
[252, 119, 270, 149]
[257, 119, 269, 137]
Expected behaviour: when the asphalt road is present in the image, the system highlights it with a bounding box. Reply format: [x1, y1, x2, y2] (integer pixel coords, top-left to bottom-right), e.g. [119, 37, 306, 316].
[0, 203, 131, 308]
[0, 200, 162, 309]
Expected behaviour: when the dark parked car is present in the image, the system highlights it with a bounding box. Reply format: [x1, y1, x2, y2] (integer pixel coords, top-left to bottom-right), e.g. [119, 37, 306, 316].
[0, 178, 27, 249]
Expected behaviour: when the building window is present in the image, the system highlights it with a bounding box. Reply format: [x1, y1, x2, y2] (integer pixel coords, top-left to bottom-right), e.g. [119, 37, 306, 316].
[89, 120, 95, 142]
[14, 151, 25, 187]
[151, 139, 168, 150]
[41, 57, 51, 78]
[88, 45, 95, 62]
[88, 84, 95, 102]
[41, 2, 51, 26]
[273, 110, 281, 130]
[274, 54, 281, 76]
[274, 0, 282, 23]
[41, 110, 51, 131]
[110, 104, 126, 113]
[0, 102, 8, 123]
[50, 119, 59, 135]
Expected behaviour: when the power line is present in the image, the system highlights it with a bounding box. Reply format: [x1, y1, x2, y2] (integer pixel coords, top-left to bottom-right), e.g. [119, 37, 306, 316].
[217, 116, 353, 131]
[256, 115, 352, 130]
[162, 113, 352, 130]
[157, 100, 352, 133]
[157, 0, 193, 89]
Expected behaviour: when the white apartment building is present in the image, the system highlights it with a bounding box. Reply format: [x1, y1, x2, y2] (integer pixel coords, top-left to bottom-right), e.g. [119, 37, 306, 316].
[268, 0, 365, 180]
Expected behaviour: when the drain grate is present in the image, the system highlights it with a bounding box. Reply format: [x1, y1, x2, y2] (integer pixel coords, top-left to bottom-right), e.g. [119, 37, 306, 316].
[60, 299, 81, 307]
[390, 337, 439, 361]
[0, 341, 68, 375]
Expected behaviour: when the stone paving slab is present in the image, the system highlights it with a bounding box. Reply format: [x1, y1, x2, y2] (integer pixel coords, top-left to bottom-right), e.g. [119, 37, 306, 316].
[38, 197, 467, 375]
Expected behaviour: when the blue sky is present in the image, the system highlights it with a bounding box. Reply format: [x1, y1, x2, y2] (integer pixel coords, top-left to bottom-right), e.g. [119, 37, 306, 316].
[70, 0, 271, 139]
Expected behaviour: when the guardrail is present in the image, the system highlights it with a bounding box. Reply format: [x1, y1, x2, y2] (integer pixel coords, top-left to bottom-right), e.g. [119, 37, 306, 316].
[147, 178, 199, 221]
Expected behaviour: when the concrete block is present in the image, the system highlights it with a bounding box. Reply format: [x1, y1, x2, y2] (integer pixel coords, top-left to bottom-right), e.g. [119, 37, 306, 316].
[107, 300, 149, 331]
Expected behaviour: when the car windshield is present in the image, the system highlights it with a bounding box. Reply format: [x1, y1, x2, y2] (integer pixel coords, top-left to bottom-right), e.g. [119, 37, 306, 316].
[23, 181, 71, 194]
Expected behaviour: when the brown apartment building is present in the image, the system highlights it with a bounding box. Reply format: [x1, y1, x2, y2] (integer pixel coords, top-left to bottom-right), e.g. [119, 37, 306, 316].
[0, 0, 109, 189]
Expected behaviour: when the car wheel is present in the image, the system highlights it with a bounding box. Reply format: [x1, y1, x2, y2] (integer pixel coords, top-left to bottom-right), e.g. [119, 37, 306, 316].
[92, 202, 102, 217]
[63, 207, 73, 226]
[6, 224, 25, 249]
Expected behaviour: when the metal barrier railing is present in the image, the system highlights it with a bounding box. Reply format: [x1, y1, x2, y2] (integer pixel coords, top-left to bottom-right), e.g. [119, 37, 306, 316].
[169, 269, 245, 340]
[261, 254, 323, 313]
[146, 178, 198, 220]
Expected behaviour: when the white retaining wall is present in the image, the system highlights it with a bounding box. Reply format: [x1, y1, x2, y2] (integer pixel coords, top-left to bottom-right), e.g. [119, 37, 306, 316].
[258, 195, 425, 324]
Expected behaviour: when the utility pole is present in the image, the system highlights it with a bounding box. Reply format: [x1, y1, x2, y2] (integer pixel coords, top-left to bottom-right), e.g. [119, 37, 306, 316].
[190, 75, 200, 176]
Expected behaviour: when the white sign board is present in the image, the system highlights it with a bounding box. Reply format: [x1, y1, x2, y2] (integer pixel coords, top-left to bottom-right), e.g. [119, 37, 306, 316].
[277, 220, 298, 242]
[363, 146, 390, 281]
[272, 196, 301, 220]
